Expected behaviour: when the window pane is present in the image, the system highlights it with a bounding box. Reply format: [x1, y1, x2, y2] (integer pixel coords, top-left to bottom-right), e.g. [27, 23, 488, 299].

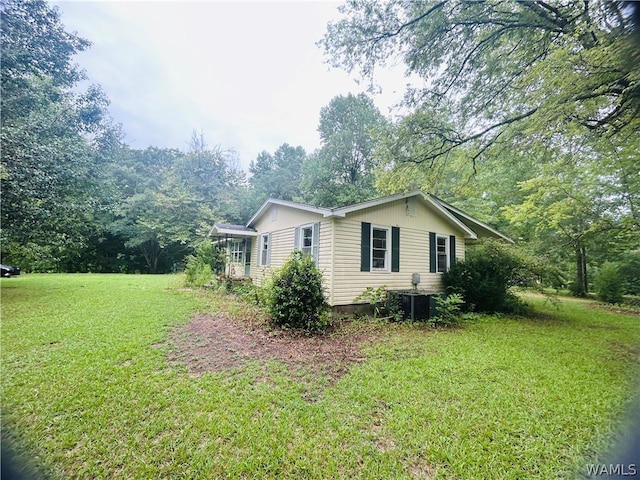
[372, 249, 386, 269]
[373, 229, 387, 249]
[231, 241, 244, 263]
[260, 235, 269, 266]
[372, 228, 388, 270]
[436, 236, 447, 272]
[437, 254, 447, 272]
[303, 227, 312, 248]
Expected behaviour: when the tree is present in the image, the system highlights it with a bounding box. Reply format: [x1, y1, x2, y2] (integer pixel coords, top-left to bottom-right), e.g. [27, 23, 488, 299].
[321, 1, 639, 166]
[248, 143, 306, 212]
[323, 1, 639, 294]
[301, 93, 388, 207]
[1, 0, 121, 267]
[108, 139, 248, 273]
[501, 131, 639, 296]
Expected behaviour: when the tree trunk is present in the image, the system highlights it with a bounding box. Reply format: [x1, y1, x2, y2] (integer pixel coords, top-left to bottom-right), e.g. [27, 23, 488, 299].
[574, 243, 588, 297]
[140, 239, 162, 274]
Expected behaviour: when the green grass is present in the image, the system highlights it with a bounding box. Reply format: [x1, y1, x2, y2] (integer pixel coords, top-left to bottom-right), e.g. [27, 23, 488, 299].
[2, 275, 639, 479]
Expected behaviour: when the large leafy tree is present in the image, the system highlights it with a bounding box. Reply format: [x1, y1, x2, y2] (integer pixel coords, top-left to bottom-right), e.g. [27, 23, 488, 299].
[109, 141, 247, 273]
[301, 93, 388, 207]
[322, 1, 639, 165]
[1, 0, 121, 266]
[247, 143, 306, 212]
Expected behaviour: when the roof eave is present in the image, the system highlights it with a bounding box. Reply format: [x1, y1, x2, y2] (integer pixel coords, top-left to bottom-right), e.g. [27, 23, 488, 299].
[431, 196, 514, 243]
[247, 198, 333, 226]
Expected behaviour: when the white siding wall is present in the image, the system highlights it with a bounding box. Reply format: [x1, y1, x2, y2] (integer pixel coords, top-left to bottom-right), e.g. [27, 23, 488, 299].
[250, 205, 333, 297]
[331, 198, 468, 306]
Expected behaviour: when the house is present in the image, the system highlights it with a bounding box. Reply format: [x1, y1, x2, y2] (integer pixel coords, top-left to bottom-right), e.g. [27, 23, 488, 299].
[208, 191, 512, 306]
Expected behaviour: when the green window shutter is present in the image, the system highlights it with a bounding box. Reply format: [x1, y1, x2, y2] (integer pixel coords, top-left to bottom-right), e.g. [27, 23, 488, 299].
[449, 235, 456, 268]
[391, 227, 400, 272]
[294, 227, 300, 250]
[429, 232, 436, 273]
[361, 222, 371, 272]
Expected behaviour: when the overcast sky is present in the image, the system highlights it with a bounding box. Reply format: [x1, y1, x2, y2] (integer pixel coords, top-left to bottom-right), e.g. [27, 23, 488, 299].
[52, 1, 409, 169]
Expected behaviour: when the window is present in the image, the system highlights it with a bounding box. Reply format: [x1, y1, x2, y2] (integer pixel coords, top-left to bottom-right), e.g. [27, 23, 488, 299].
[299, 225, 313, 256]
[429, 232, 456, 273]
[436, 235, 448, 273]
[230, 241, 244, 264]
[295, 223, 320, 264]
[371, 226, 389, 271]
[361, 222, 400, 273]
[259, 233, 271, 267]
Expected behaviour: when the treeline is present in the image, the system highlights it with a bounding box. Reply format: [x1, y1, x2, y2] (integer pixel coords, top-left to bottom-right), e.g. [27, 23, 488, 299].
[1, 0, 638, 295]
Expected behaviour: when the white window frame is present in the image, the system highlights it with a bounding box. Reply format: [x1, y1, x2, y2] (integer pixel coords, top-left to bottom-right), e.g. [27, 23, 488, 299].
[436, 234, 449, 273]
[259, 233, 271, 267]
[371, 225, 390, 272]
[297, 223, 315, 257]
[230, 240, 244, 264]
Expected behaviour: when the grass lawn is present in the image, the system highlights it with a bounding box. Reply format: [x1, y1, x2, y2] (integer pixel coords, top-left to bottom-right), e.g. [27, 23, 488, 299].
[2, 274, 639, 479]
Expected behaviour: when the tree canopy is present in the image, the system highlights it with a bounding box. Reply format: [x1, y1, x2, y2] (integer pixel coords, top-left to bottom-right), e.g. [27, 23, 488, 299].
[1, 0, 121, 260]
[301, 93, 388, 207]
[2, 0, 636, 293]
[321, 0, 640, 165]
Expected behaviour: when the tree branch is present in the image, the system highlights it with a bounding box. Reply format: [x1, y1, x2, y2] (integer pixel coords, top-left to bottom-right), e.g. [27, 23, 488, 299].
[371, 2, 447, 46]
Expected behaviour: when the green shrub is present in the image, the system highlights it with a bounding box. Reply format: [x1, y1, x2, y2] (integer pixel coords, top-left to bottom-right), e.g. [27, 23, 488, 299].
[195, 241, 226, 275]
[183, 242, 225, 287]
[265, 251, 329, 331]
[619, 251, 640, 295]
[595, 262, 624, 304]
[184, 255, 213, 287]
[354, 285, 389, 320]
[442, 239, 538, 313]
[432, 293, 465, 327]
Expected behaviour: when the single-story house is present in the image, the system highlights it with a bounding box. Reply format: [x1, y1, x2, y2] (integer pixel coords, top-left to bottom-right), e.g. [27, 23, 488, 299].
[208, 190, 512, 306]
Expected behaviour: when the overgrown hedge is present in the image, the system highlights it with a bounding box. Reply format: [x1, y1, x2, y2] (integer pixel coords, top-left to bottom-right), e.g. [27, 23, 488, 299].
[442, 239, 548, 313]
[264, 251, 329, 331]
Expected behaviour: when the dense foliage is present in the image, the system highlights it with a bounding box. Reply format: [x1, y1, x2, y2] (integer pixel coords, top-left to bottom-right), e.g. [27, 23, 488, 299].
[183, 242, 226, 288]
[594, 262, 625, 305]
[442, 240, 543, 313]
[265, 251, 329, 331]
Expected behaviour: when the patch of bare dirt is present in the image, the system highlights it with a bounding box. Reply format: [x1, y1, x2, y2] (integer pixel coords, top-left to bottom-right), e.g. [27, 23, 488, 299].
[166, 312, 386, 383]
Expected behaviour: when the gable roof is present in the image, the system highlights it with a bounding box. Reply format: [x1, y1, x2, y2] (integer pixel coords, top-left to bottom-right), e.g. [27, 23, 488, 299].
[246, 191, 512, 242]
[329, 190, 478, 239]
[246, 198, 332, 227]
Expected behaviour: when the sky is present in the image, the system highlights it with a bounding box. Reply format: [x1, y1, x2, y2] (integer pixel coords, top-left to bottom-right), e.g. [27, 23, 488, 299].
[52, 1, 409, 170]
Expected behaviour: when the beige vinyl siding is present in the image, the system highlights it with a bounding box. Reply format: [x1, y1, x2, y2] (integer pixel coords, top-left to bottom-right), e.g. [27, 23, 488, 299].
[331, 198, 468, 306]
[344, 198, 461, 232]
[251, 227, 295, 286]
[250, 205, 334, 295]
[332, 219, 445, 305]
[253, 204, 326, 232]
[318, 220, 333, 301]
[456, 236, 465, 261]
